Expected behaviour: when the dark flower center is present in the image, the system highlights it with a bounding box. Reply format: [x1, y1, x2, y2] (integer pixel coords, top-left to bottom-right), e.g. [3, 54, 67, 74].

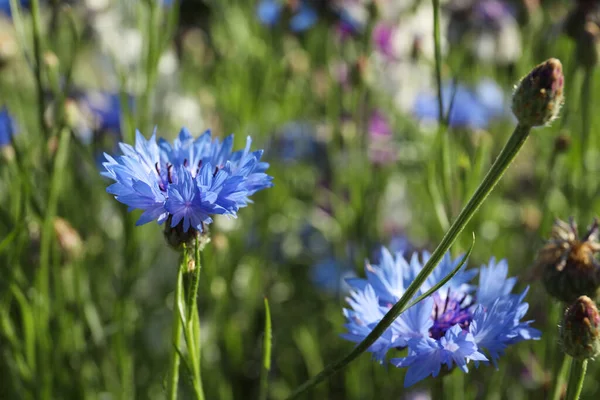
[429, 288, 474, 340]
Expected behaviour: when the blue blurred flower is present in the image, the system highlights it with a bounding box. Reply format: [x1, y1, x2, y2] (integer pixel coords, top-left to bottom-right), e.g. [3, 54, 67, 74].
[413, 79, 506, 128]
[0, 0, 29, 17]
[342, 248, 540, 387]
[311, 258, 356, 294]
[78, 91, 133, 135]
[257, 0, 318, 32]
[257, 0, 282, 26]
[0, 107, 16, 147]
[102, 128, 273, 234]
[289, 2, 317, 32]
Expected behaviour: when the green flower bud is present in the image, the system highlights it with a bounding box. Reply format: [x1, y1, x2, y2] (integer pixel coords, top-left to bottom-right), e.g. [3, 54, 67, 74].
[512, 58, 564, 127]
[538, 218, 600, 303]
[560, 296, 600, 360]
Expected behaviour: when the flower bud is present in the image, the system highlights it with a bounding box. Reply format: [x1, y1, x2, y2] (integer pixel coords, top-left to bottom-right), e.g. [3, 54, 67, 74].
[538, 218, 600, 303]
[560, 296, 600, 360]
[512, 58, 564, 127]
[163, 217, 201, 249]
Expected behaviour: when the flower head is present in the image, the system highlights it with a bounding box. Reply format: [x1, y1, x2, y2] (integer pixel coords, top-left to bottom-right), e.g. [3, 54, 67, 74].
[512, 58, 564, 127]
[102, 128, 273, 246]
[560, 295, 600, 360]
[342, 248, 540, 387]
[537, 218, 600, 303]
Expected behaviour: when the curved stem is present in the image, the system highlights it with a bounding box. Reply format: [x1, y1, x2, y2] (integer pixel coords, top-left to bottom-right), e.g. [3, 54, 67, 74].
[167, 251, 187, 400]
[565, 358, 587, 400]
[285, 124, 532, 399]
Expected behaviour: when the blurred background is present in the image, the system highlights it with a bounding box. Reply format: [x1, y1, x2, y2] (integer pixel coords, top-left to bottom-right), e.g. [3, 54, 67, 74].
[1, 0, 600, 399]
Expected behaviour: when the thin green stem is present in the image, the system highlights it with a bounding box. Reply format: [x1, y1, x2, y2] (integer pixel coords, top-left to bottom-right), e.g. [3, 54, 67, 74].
[285, 124, 532, 399]
[186, 237, 205, 400]
[579, 67, 593, 219]
[140, 1, 161, 131]
[167, 251, 187, 400]
[37, 127, 71, 400]
[30, 0, 49, 139]
[552, 355, 571, 400]
[259, 298, 272, 400]
[432, 0, 443, 124]
[565, 358, 587, 400]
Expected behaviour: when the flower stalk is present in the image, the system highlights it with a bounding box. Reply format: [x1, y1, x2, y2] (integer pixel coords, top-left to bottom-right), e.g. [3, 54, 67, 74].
[167, 248, 187, 400]
[565, 359, 587, 400]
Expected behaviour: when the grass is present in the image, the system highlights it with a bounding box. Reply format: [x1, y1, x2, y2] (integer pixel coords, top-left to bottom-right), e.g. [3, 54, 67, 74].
[1, 0, 599, 399]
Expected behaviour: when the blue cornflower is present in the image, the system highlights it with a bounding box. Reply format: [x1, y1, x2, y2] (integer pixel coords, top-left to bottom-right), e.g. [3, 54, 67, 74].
[0, 107, 16, 147]
[102, 128, 273, 245]
[342, 248, 540, 387]
[413, 79, 506, 129]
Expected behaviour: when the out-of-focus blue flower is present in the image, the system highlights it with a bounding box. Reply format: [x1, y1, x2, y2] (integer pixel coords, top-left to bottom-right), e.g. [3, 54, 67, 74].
[311, 258, 356, 294]
[342, 248, 540, 387]
[413, 79, 506, 128]
[273, 122, 321, 163]
[0, 0, 29, 17]
[257, 0, 282, 26]
[257, 0, 318, 32]
[102, 128, 273, 233]
[78, 91, 131, 134]
[289, 2, 318, 32]
[0, 107, 16, 147]
[389, 234, 413, 256]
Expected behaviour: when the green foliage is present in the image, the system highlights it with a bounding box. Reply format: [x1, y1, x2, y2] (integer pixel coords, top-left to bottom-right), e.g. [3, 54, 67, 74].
[1, 0, 600, 399]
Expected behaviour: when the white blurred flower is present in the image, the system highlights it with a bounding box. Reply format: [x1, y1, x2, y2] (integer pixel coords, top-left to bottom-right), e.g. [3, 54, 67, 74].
[163, 93, 204, 130]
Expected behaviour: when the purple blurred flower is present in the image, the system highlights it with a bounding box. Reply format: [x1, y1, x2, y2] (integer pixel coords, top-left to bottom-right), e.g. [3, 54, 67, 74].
[373, 23, 396, 60]
[368, 111, 397, 165]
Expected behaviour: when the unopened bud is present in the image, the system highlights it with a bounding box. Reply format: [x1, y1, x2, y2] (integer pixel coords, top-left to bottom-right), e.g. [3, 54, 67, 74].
[512, 58, 564, 127]
[561, 296, 600, 360]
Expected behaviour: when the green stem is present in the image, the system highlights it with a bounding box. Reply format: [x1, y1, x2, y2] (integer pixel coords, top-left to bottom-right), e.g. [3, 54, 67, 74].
[552, 355, 571, 400]
[186, 237, 205, 400]
[432, 0, 443, 124]
[259, 298, 272, 400]
[579, 67, 593, 219]
[285, 124, 532, 399]
[565, 358, 587, 400]
[167, 251, 187, 400]
[30, 0, 49, 138]
[140, 1, 161, 131]
[37, 127, 71, 400]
